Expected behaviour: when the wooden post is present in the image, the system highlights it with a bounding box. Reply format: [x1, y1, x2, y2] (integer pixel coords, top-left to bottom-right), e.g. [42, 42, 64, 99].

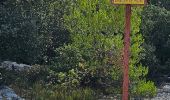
[122, 4, 131, 100]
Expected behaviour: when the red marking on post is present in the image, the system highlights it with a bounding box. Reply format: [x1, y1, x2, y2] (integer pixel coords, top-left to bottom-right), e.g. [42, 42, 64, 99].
[122, 4, 131, 100]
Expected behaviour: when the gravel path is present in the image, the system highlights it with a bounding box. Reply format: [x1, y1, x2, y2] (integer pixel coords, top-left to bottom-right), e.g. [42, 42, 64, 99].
[151, 84, 170, 100]
[151, 92, 170, 100]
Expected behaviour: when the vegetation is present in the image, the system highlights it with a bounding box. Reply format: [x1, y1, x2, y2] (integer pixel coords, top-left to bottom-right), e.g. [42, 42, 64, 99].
[141, 1, 170, 82]
[1, 0, 169, 99]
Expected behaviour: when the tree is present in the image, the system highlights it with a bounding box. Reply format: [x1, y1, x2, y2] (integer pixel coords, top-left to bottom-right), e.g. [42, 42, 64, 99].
[149, 0, 170, 10]
[53, 0, 156, 96]
[141, 5, 170, 78]
[0, 0, 70, 64]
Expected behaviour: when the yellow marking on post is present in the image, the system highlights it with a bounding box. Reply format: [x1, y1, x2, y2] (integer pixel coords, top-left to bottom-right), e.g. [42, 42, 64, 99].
[113, 0, 145, 4]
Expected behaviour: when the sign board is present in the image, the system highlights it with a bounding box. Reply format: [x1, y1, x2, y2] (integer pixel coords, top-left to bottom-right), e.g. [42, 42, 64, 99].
[112, 0, 146, 5]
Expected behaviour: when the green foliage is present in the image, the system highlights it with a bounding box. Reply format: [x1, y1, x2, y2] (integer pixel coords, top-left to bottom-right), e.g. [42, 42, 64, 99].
[53, 34, 123, 92]
[62, 0, 156, 97]
[0, 0, 159, 99]
[132, 80, 157, 98]
[56, 69, 81, 88]
[0, 0, 70, 64]
[32, 84, 96, 100]
[149, 0, 170, 10]
[54, 45, 83, 72]
[64, 0, 125, 35]
[141, 5, 170, 77]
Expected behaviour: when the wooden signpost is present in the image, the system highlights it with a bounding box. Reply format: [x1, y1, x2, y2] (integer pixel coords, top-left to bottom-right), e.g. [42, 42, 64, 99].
[111, 0, 147, 100]
[113, 0, 146, 5]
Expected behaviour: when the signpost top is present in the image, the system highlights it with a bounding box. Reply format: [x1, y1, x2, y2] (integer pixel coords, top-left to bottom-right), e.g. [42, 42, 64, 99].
[112, 0, 147, 5]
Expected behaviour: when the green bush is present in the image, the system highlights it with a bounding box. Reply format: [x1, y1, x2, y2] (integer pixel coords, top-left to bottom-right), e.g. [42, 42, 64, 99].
[53, 45, 83, 72]
[0, 0, 70, 64]
[52, 32, 157, 96]
[132, 80, 157, 98]
[52, 34, 123, 93]
[52, 33, 157, 96]
[63, 0, 157, 97]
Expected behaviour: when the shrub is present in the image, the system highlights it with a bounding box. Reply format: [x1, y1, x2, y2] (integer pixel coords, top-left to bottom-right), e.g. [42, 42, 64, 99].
[63, 0, 157, 97]
[0, 0, 70, 64]
[52, 34, 123, 93]
[52, 33, 157, 96]
[132, 80, 157, 98]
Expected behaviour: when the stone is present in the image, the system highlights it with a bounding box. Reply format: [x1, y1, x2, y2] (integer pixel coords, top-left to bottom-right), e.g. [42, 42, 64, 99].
[0, 61, 32, 71]
[162, 84, 170, 92]
[0, 86, 24, 100]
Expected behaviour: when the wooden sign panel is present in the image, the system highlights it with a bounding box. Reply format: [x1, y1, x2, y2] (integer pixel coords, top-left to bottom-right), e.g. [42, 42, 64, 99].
[112, 0, 146, 5]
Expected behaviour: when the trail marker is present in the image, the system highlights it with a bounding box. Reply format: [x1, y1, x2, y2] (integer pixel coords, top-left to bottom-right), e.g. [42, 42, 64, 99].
[111, 0, 147, 100]
[112, 0, 146, 5]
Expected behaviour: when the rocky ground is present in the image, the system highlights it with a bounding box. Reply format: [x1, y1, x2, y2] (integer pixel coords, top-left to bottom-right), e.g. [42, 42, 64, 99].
[151, 83, 170, 100]
[0, 86, 24, 100]
[0, 61, 29, 100]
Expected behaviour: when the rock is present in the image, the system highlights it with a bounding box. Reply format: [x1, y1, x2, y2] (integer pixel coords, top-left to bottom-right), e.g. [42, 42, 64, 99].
[0, 61, 17, 70]
[162, 83, 170, 92]
[0, 86, 24, 100]
[18, 64, 32, 71]
[163, 86, 170, 93]
[0, 61, 32, 71]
